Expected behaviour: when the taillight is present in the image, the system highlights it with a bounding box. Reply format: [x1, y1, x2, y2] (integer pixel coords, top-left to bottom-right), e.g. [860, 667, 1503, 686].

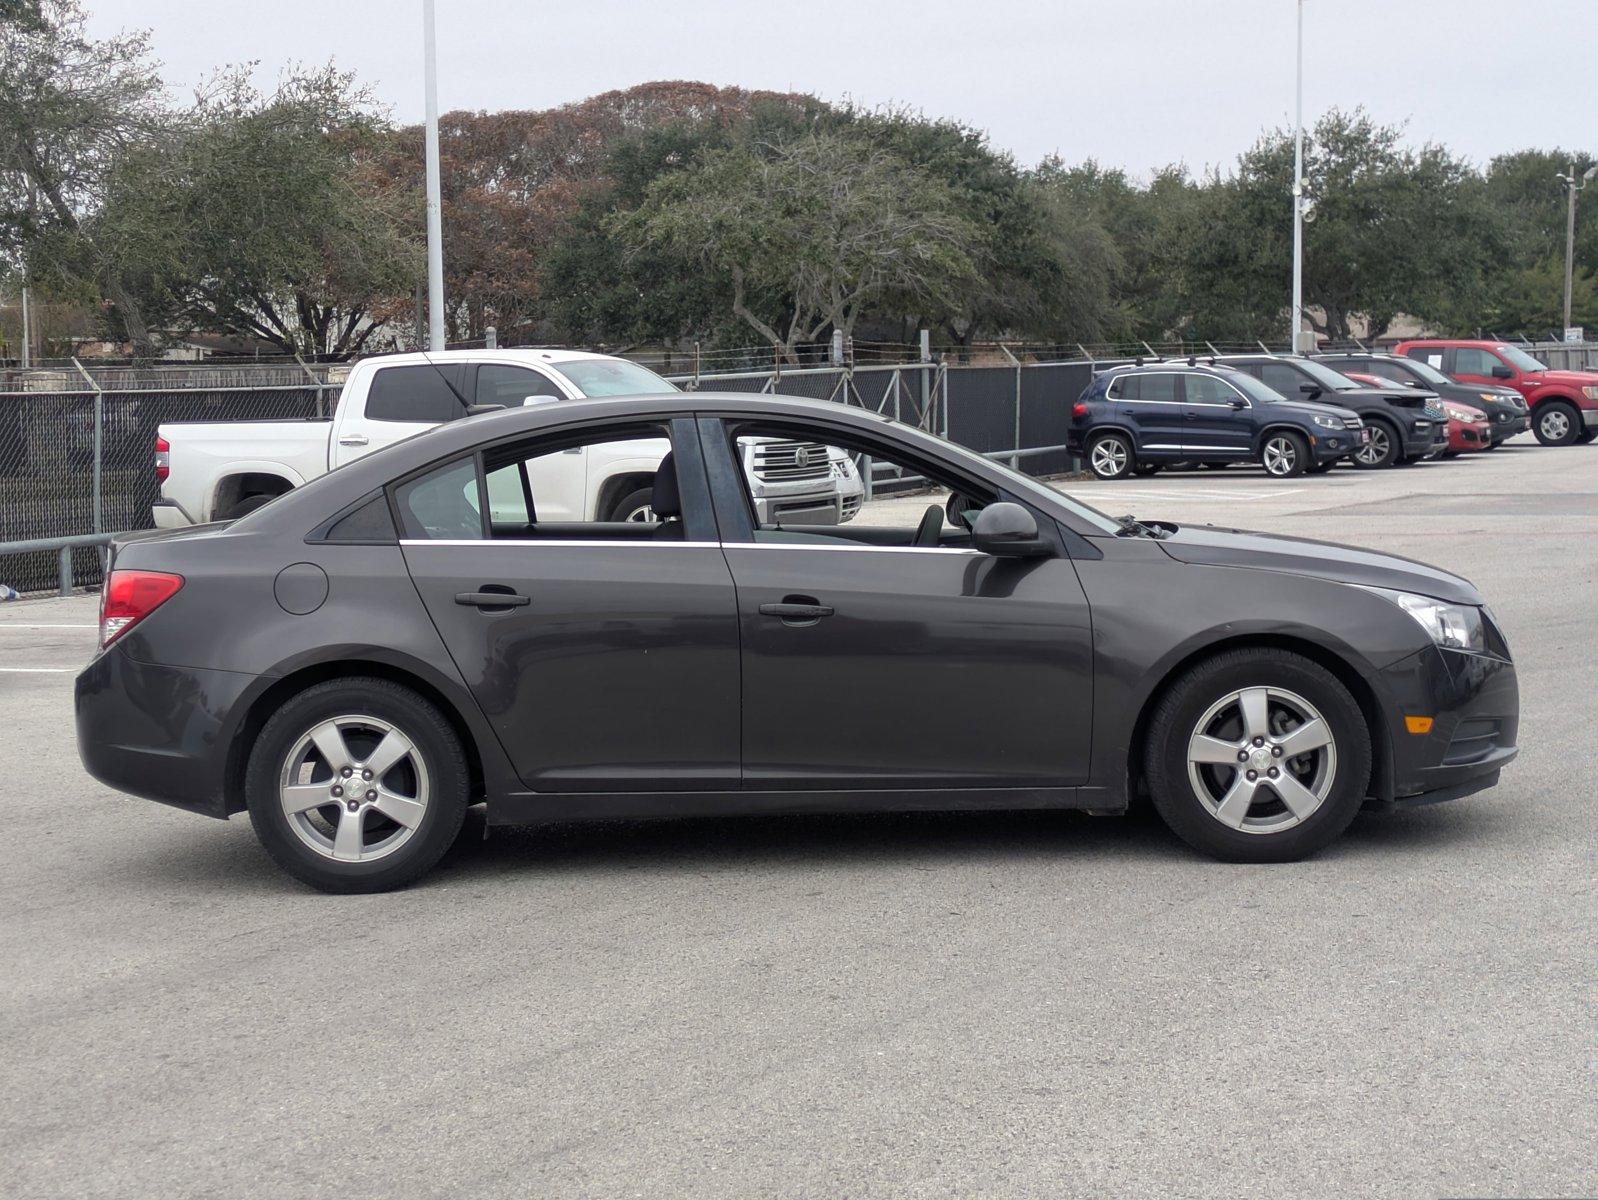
[1072, 402, 1089, 419]
[100, 570, 184, 648]
[155, 435, 170, 483]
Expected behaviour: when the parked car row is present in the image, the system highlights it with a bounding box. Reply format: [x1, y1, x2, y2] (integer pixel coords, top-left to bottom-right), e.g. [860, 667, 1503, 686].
[1064, 341, 1596, 480]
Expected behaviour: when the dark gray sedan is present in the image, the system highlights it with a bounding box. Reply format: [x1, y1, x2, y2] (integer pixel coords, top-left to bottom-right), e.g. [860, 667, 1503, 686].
[75, 393, 1519, 892]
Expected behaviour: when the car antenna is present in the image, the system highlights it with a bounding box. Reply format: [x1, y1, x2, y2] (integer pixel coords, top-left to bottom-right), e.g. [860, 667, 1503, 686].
[418, 348, 500, 416]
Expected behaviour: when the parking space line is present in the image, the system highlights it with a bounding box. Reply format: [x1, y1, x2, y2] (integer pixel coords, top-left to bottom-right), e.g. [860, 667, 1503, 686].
[0, 624, 98, 630]
[0, 667, 74, 673]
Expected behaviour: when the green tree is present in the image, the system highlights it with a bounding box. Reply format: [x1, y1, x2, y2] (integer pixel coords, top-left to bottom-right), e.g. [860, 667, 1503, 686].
[618, 130, 979, 362]
[92, 66, 420, 357]
[0, 0, 165, 349]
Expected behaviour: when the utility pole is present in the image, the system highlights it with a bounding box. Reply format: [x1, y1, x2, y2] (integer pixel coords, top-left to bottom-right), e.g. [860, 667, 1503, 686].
[1556, 163, 1597, 337]
[1290, 0, 1306, 353]
[19, 281, 31, 369]
[422, 0, 446, 351]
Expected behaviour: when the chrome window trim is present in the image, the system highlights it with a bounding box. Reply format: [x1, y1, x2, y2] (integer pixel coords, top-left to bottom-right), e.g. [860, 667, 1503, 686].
[400, 538, 986, 556]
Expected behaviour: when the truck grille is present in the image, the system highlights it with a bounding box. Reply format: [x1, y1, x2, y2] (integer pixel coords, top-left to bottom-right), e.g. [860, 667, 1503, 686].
[754, 440, 832, 483]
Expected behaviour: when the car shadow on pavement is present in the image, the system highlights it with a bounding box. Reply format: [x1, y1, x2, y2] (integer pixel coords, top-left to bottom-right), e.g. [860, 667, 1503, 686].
[108, 796, 1512, 896]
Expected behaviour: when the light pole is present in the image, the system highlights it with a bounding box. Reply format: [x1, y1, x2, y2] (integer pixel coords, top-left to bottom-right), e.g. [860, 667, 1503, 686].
[1290, 0, 1306, 353]
[1556, 163, 1597, 337]
[422, 0, 446, 351]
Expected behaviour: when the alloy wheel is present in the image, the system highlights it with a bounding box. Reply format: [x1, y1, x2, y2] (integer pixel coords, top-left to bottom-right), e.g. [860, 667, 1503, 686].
[623, 502, 656, 522]
[1354, 426, 1390, 466]
[1262, 437, 1298, 476]
[1090, 437, 1130, 478]
[279, 715, 431, 863]
[1185, 686, 1337, 834]
[1540, 409, 1571, 442]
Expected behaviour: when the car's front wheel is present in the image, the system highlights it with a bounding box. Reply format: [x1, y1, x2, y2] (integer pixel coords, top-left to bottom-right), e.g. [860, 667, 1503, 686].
[1352, 419, 1399, 469]
[1533, 401, 1581, 446]
[1088, 432, 1135, 480]
[245, 677, 470, 893]
[1259, 431, 1308, 478]
[1143, 648, 1372, 862]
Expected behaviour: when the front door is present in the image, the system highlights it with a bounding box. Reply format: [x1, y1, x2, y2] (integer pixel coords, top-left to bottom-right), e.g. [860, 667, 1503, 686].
[703, 417, 1094, 791]
[1180, 373, 1253, 457]
[395, 417, 741, 792]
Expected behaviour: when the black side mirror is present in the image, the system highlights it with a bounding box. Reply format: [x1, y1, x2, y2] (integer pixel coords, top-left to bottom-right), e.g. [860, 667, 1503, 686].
[1299, 383, 1322, 398]
[971, 502, 1051, 558]
[1490, 365, 1514, 379]
[1230, 398, 1248, 410]
[945, 492, 974, 530]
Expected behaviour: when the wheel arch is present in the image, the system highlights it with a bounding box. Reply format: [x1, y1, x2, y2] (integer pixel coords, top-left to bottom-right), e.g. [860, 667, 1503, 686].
[1124, 632, 1394, 809]
[1251, 422, 1312, 454]
[222, 657, 488, 816]
[593, 470, 656, 522]
[212, 470, 299, 519]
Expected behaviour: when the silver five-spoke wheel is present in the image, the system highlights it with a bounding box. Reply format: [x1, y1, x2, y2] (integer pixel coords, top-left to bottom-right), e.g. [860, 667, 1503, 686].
[1354, 425, 1389, 466]
[279, 715, 431, 863]
[1261, 436, 1298, 476]
[1090, 437, 1130, 477]
[1186, 685, 1337, 834]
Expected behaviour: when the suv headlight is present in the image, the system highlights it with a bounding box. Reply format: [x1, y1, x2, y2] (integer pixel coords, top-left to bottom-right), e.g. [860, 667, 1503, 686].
[1359, 586, 1486, 652]
[1312, 414, 1343, 429]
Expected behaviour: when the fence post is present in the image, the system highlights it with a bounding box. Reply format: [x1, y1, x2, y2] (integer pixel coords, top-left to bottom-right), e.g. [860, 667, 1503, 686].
[71, 358, 103, 536]
[58, 545, 73, 598]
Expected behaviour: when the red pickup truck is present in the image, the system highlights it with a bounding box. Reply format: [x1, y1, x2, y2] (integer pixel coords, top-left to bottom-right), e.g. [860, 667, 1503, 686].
[1393, 339, 1598, 446]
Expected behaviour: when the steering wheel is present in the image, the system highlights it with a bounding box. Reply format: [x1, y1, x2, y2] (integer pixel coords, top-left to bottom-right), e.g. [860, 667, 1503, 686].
[913, 504, 944, 548]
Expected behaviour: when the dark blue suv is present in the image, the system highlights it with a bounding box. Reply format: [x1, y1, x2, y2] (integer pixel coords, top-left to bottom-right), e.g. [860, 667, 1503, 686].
[1068, 362, 1368, 480]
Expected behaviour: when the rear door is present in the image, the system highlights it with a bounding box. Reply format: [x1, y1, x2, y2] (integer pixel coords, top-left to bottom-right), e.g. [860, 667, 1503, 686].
[1180, 373, 1252, 457]
[1109, 370, 1185, 454]
[332, 362, 468, 468]
[396, 415, 741, 793]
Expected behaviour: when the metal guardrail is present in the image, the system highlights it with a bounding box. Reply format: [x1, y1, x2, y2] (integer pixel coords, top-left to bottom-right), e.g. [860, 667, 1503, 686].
[0, 532, 119, 598]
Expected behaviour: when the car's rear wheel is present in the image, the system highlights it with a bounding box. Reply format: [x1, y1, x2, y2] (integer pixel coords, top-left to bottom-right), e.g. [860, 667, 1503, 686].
[1352, 419, 1399, 469]
[1260, 431, 1308, 478]
[245, 677, 470, 893]
[609, 486, 655, 523]
[1088, 432, 1135, 480]
[1533, 401, 1580, 446]
[1144, 648, 1371, 862]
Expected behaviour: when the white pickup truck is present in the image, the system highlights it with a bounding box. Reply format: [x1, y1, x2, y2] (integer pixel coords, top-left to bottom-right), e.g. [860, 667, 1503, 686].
[153, 349, 863, 527]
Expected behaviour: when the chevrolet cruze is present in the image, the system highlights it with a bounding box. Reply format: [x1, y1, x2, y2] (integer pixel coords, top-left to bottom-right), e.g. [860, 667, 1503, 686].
[76, 394, 1519, 892]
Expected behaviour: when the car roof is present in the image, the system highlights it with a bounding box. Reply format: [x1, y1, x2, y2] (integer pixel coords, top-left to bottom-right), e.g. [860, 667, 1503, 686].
[356, 348, 634, 369]
[1099, 361, 1251, 378]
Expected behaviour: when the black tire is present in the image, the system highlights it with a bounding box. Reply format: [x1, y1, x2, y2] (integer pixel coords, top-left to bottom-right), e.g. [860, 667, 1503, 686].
[1351, 418, 1400, 469]
[1133, 462, 1161, 476]
[1088, 431, 1135, 480]
[245, 677, 470, 893]
[226, 492, 279, 519]
[608, 485, 655, 523]
[1144, 648, 1372, 863]
[1259, 430, 1309, 478]
[1532, 400, 1581, 446]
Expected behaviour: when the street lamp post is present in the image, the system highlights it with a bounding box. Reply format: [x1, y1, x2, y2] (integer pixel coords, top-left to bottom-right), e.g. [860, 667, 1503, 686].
[1556, 163, 1597, 337]
[422, 0, 446, 352]
[1290, 0, 1306, 353]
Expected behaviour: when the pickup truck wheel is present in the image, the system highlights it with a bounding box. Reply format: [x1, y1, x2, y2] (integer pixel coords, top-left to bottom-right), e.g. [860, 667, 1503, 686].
[1533, 401, 1580, 446]
[1260, 431, 1308, 478]
[609, 486, 655, 523]
[245, 677, 470, 894]
[1088, 432, 1135, 480]
[1351, 420, 1398, 468]
[1144, 648, 1371, 863]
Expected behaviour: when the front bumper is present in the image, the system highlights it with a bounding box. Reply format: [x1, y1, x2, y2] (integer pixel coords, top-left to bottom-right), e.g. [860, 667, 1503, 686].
[1373, 643, 1518, 807]
[1489, 414, 1530, 442]
[76, 645, 258, 819]
[1402, 421, 1448, 458]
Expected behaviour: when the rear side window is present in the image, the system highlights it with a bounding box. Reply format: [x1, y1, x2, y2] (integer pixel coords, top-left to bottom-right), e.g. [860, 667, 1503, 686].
[1108, 372, 1177, 401]
[393, 458, 483, 540]
[323, 494, 397, 543]
[365, 365, 466, 424]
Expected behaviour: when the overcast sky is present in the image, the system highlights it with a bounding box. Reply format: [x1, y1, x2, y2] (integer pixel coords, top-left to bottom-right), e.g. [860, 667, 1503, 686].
[86, 0, 1595, 177]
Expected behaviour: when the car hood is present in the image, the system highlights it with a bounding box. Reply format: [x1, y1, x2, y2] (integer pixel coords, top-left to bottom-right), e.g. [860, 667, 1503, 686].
[1529, 369, 1598, 388]
[1263, 398, 1363, 421]
[1156, 524, 1481, 605]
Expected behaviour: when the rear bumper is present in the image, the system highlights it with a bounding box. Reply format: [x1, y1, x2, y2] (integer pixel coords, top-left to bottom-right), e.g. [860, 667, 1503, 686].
[75, 645, 256, 819]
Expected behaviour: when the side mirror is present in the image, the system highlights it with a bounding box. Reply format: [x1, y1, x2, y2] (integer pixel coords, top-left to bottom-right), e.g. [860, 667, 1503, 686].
[1299, 383, 1323, 398]
[1490, 365, 1513, 379]
[945, 492, 975, 530]
[971, 502, 1051, 558]
[1230, 398, 1248, 410]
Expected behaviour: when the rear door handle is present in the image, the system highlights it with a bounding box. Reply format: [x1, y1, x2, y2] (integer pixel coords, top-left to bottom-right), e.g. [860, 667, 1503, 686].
[338, 434, 370, 446]
[455, 590, 531, 609]
[759, 599, 834, 622]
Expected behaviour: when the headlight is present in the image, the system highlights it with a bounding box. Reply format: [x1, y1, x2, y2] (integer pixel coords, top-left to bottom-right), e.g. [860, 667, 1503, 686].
[1312, 414, 1343, 429]
[1583, 386, 1598, 400]
[1360, 586, 1486, 652]
[1443, 405, 1477, 422]
[1477, 392, 1503, 406]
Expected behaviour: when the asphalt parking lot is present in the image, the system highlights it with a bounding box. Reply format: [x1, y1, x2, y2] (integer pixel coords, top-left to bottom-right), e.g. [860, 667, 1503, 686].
[1, 440, 1594, 1199]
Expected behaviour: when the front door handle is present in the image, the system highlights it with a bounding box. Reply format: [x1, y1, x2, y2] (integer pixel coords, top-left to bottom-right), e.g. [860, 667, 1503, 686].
[759, 597, 834, 623]
[337, 434, 370, 446]
[455, 590, 531, 609]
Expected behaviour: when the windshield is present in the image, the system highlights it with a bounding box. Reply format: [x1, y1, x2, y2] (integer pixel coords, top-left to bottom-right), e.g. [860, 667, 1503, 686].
[1392, 356, 1450, 386]
[1229, 373, 1286, 404]
[1293, 359, 1364, 391]
[1496, 345, 1548, 373]
[551, 359, 679, 397]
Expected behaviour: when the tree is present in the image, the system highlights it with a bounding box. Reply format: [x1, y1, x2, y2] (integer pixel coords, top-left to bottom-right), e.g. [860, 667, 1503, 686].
[92, 66, 420, 358]
[0, 0, 165, 349]
[619, 130, 979, 361]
